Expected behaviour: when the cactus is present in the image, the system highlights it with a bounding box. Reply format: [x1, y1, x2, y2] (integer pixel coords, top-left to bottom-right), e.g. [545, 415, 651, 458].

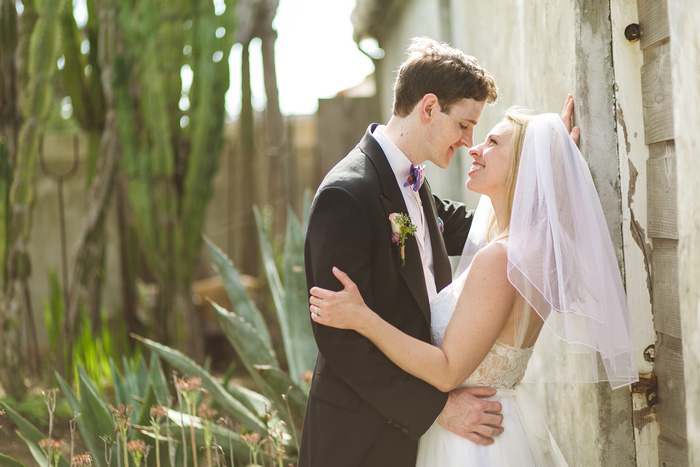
[0, 0, 68, 397]
[55, 0, 241, 364]
[109, 0, 239, 352]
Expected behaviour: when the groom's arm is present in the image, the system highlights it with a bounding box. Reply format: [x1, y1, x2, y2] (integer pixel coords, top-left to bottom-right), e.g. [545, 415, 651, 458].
[433, 195, 473, 255]
[306, 185, 447, 440]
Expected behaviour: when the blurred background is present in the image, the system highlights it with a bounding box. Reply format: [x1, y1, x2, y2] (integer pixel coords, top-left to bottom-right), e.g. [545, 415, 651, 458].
[1, 0, 699, 465]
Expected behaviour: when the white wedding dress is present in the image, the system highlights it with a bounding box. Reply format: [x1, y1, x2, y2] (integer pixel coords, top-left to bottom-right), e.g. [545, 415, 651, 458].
[416, 262, 568, 467]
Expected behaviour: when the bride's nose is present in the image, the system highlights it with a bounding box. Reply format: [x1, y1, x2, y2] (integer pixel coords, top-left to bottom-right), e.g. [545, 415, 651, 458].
[468, 144, 482, 159]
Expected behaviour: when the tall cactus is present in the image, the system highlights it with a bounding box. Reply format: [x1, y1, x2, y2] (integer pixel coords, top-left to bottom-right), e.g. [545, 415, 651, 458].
[1, 0, 68, 397]
[111, 0, 237, 353]
[58, 0, 109, 335]
[59, 0, 105, 181]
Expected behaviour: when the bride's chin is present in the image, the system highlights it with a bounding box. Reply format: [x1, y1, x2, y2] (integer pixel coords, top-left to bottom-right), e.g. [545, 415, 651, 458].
[465, 179, 483, 194]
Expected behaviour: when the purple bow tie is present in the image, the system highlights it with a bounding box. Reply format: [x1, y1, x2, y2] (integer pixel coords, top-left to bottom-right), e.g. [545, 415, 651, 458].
[404, 164, 425, 192]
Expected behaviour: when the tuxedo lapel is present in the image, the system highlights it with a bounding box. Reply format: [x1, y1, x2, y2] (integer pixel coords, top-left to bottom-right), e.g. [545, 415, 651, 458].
[379, 194, 431, 323]
[420, 181, 452, 293]
[362, 125, 431, 324]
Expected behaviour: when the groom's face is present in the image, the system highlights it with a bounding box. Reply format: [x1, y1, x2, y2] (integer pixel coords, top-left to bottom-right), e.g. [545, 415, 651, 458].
[425, 98, 486, 169]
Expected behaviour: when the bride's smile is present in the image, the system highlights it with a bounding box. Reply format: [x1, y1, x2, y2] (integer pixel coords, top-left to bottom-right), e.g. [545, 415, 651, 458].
[466, 120, 513, 198]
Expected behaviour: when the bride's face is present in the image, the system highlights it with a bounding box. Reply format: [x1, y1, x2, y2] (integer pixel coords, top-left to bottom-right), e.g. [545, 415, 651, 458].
[466, 120, 513, 197]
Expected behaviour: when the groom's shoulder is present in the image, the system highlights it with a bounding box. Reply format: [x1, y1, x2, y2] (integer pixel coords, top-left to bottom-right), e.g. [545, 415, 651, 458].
[320, 144, 381, 194]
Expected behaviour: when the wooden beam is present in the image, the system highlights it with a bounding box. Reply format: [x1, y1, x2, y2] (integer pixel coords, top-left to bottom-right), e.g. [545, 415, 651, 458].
[646, 142, 677, 239]
[656, 334, 687, 439]
[641, 41, 674, 145]
[638, 0, 670, 49]
[658, 431, 690, 467]
[651, 240, 681, 338]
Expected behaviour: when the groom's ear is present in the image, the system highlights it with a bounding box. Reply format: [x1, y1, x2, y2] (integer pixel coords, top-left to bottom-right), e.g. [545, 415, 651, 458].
[419, 93, 440, 124]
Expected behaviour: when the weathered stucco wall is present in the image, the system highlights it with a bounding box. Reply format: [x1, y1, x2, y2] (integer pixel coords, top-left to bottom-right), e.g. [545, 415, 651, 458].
[669, 0, 700, 464]
[610, 1, 659, 464]
[358, 0, 647, 465]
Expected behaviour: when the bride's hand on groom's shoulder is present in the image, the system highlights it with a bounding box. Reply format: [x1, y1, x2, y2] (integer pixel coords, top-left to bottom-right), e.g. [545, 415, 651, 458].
[309, 267, 371, 332]
[437, 386, 504, 445]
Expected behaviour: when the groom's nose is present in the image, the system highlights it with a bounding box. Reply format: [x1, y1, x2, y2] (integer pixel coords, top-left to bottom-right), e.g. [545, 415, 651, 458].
[461, 127, 475, 148]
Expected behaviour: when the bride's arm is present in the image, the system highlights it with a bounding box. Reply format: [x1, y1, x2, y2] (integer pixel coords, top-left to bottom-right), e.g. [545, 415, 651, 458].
[310, 243, 517, 392]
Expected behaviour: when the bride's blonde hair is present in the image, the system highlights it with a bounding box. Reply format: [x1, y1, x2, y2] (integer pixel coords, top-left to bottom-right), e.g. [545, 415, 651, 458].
[487, 107, 533, 242]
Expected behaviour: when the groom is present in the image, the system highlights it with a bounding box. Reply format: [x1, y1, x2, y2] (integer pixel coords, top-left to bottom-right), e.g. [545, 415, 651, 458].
[299, 37, 502, 466]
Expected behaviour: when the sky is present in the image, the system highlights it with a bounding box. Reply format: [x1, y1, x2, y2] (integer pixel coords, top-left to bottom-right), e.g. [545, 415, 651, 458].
[227, 0, 375, 116]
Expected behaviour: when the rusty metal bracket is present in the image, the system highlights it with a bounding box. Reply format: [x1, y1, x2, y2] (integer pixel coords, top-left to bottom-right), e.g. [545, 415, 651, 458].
[632, 372, 658, 407]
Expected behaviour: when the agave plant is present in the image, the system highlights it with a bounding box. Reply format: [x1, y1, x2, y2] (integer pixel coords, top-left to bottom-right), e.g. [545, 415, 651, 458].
[5, 355, 257, 467]
[8, 203, 315, 465]
[139, 203, 316, 458]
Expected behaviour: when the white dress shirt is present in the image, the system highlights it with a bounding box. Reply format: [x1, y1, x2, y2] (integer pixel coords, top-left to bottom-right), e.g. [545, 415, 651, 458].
[372, 125, 438, 301]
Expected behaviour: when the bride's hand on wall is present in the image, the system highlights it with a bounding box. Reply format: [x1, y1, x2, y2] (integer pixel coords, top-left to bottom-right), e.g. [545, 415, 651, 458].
[561, 94, 580, 144]
[309, 267, 371, 331]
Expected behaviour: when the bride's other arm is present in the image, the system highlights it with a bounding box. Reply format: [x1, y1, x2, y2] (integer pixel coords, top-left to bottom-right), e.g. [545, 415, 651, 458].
[310, 242, 516, 393]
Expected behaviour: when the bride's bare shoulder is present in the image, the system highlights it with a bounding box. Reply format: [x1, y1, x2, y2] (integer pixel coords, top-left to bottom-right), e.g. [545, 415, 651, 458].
[471, 241, 508, 270]
[464, 242, 513, 294]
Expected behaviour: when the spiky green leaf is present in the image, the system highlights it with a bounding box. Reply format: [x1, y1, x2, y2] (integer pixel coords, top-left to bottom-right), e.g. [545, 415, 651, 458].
[133, 335, 265, 432]
[204, 235, 273, 346]
[76, 364, 116, 467]
[148, 352, 171, 406]
[1, 403, 69, 467]
[15, 432, 49, 467]
[0, 453, 26, 467]
[254, 365, 307, 436]
[280, 207, 316, 383]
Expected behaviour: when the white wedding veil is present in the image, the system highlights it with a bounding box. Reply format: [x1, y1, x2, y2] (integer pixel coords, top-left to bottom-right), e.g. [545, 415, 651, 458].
[458, 113, 638, 389]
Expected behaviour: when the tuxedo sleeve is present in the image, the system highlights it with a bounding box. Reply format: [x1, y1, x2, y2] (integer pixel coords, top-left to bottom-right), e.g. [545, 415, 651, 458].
[306, 186, 448, 440]
[432, 194, 473, 255]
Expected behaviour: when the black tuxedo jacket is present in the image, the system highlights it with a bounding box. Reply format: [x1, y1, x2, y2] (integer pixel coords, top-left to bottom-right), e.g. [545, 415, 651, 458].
[298, 124, 473, 466]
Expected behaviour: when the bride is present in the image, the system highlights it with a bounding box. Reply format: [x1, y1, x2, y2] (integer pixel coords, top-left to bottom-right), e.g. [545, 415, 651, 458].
[308, 110, 638, 466]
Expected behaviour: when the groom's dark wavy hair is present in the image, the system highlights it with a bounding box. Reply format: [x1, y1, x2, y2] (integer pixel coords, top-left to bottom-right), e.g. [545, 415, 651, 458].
[392, 37, 499, 117]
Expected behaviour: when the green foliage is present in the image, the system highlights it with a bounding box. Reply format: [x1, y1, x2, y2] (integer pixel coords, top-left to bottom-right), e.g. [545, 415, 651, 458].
[0, 394, 70, 428]
[10, 202, 313, 465]
[43, 270, 137, 388]
[114, 0, 237, 278]
[203, 204, 315, 445]
[254, 205, 316, 384]
[0, 140, 9, 278]
[42, 270, 64, 359]
[0, 453, 26, 467]
[1, 402, 70, 467]
[134, 336, 266, 433]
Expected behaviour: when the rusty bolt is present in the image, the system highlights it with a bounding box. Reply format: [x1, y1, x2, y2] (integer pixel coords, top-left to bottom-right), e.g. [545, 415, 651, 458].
[625, 23, 641, 42]
[643, 344, 655, 362]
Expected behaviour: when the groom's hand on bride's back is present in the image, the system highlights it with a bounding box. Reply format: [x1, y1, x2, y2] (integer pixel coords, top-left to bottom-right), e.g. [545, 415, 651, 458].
[436, 386, 504, 445]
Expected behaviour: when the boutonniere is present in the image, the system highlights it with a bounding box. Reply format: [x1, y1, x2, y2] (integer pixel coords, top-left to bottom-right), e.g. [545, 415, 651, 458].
[437, 217, 444, 233]
[389, 213, 417, 267]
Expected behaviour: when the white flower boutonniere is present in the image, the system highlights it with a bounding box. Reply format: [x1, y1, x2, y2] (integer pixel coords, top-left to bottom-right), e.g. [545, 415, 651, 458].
[389, 213, 417, 267]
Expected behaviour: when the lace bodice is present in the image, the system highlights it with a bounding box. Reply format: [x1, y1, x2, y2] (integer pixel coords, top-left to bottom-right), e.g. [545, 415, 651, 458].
[430, 269, 534, 389]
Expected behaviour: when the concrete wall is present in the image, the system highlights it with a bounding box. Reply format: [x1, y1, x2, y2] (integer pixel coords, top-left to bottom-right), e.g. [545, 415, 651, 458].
[359, 0, 654, 465]
[668, 1, 700, 464]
